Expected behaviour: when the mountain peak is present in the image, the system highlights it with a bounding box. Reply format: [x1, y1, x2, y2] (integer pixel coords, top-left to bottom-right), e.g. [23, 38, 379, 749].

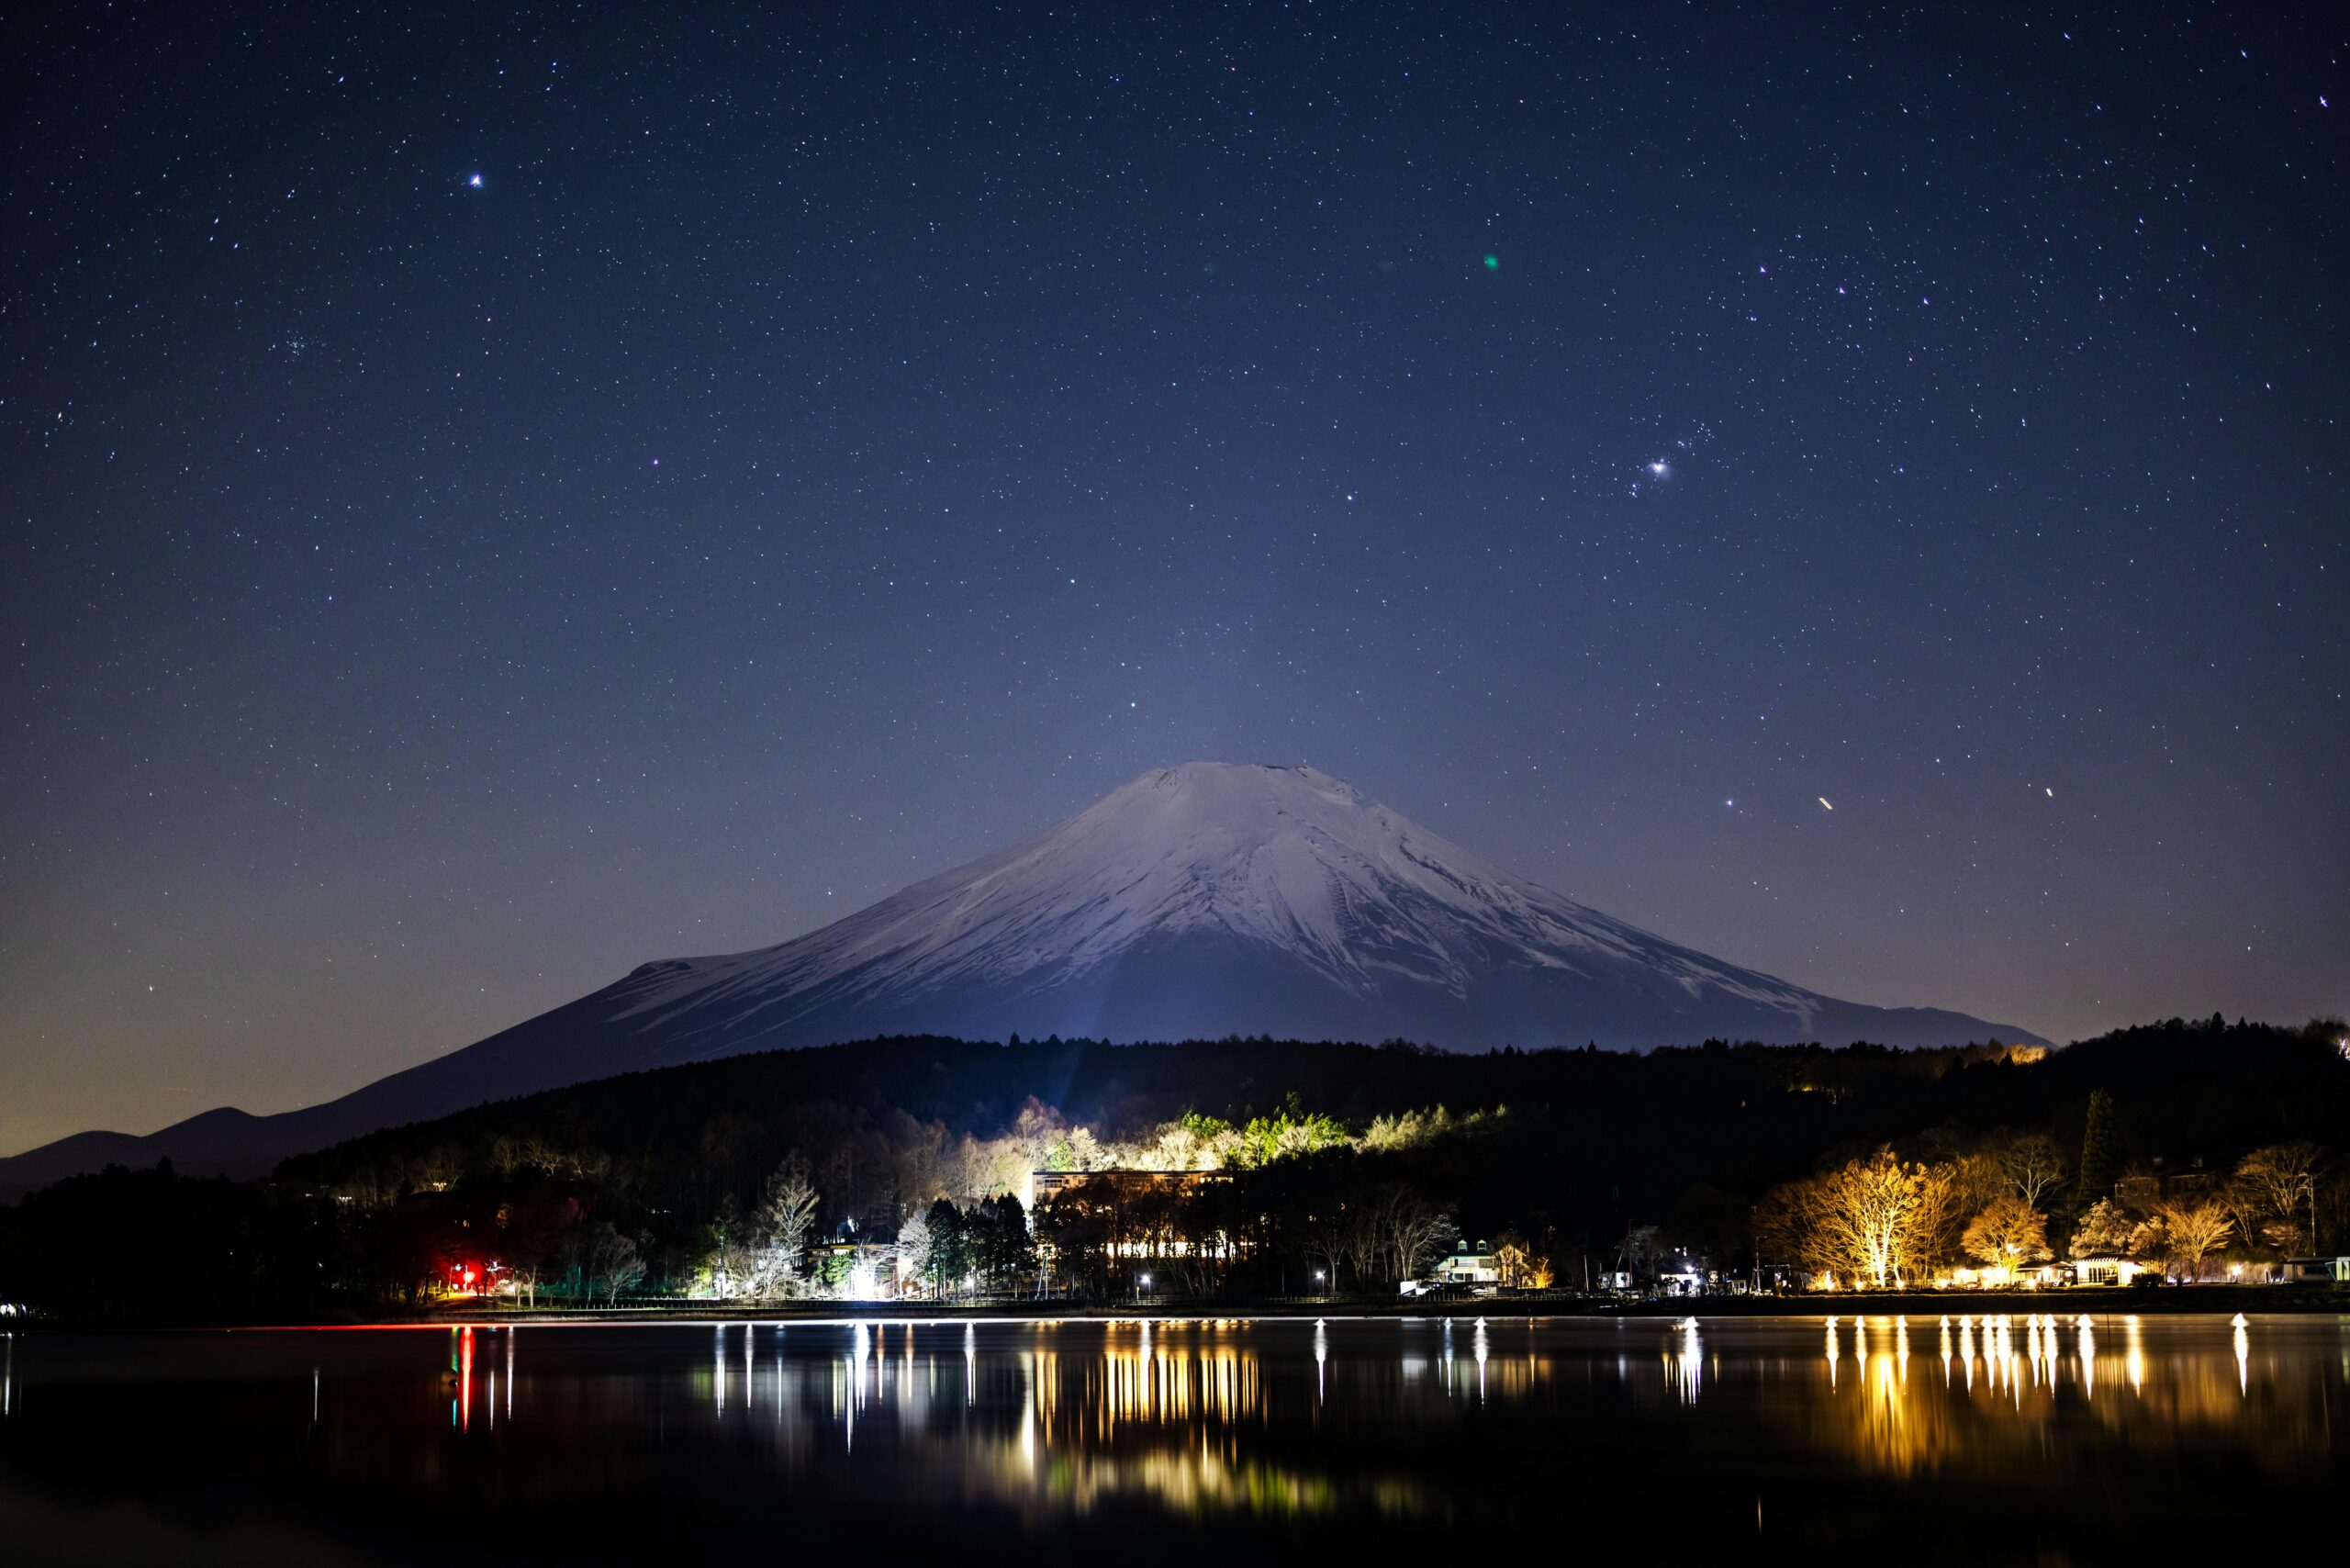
[599, 759, 2034, 1062]
[0, 763, 2047, 1189]
[1098, 761, 1372, 818]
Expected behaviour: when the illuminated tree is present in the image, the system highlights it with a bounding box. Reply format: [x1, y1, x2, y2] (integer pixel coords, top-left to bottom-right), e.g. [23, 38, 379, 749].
[739, 1153, 819, 1300]
[1126, 1112, 1234, 1170]
[1960, 1196, 2053, 1279]
[1232, 1099, 1350, 1168]
[1760, 1148, 1955, 1288]
[1932, 1151, 2006, 1271]
[1490, 1232, 1551, 1290]
[894, 1204, 934, 1301]
[2132, 1200, 2233, 1281]
[2066, 1197, 2137, 1259]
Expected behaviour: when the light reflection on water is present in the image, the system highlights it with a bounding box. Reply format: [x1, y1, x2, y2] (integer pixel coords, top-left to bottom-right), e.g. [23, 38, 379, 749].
[1, 1314, 2344, 1560]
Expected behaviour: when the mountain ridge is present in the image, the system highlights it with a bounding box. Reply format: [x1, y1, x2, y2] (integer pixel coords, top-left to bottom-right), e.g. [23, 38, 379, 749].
[0, 762, 2043, 1194]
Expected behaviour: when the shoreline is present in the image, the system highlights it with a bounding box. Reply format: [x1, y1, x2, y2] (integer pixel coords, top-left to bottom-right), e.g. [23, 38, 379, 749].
[18, 1285, 2346, 1332]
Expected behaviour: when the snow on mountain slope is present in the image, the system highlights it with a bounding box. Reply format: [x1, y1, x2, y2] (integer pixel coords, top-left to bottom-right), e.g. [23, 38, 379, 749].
[597, 761, 2011, 1053]
[0, 762, 2044, 1190]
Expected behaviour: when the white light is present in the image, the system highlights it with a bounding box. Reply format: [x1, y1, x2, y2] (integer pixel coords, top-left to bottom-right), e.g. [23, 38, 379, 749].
[468, 173, 483, 188]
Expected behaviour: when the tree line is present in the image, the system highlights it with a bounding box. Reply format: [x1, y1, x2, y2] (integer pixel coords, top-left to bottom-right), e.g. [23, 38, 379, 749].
[1753, 1120, 2333, 1289]
[0, 1015, 2343, 1317]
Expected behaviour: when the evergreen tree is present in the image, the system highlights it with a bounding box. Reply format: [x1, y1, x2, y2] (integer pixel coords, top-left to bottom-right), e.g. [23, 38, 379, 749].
[923, 1196, 969, 1297]
[979, 1192, 1036, 1286]
[2074, 1089, 2119, 1224]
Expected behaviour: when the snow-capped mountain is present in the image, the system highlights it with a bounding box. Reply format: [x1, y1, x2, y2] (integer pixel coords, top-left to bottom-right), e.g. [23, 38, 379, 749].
[599, 760, 2015, 1053]
[0, 762, 2042, 1190]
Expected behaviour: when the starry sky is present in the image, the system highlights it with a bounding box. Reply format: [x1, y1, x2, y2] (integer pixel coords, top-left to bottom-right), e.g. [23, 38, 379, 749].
[4, 4, 2345, 1156]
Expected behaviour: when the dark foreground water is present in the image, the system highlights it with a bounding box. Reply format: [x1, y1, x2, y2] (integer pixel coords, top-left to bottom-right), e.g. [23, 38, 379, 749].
[2, 1313, 2344, 1563]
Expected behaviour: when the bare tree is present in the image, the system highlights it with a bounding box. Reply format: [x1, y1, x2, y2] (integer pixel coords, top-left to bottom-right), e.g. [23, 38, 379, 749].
[742, 1153, 821, 1301]
[887, 1114, 954, 1211]
[2232, 1143, 2322, 1255]
[412, 1145, 465, 1194]
[504, 1257, 543, 1309]
[584, 1223, 644, 1306]
[1369, 1183, 1457, 1282]
[894, 1204, 934, 1302]
[1299, 1215, 1344, 1292]
[1339, 1202, 1383, 1286]
[1998, 1134, 2071, 1211]
[1753, 1182, 1840, 1282]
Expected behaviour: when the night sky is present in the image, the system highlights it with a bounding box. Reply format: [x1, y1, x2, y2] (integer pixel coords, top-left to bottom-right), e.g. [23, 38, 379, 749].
[5, 5, 2345, 1156]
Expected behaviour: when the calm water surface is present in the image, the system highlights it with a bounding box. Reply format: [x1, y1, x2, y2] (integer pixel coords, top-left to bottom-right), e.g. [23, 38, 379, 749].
[2, 1313, 2344, 1563]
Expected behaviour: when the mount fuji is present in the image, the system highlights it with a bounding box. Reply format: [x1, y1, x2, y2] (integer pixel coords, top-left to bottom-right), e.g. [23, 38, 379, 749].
[0, 762, 2042, 1191]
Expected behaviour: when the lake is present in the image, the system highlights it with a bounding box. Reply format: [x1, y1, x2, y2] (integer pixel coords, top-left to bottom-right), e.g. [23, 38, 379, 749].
[2, 1313, 2344, 1562]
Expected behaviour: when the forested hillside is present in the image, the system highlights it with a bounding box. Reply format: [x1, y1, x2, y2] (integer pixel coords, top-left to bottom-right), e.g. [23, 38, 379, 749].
[3, 1017, 2343, 1318]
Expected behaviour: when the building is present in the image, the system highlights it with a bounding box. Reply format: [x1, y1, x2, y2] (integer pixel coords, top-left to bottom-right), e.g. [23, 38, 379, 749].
[1433, 1243, 1501, 1288]
[2070, 1255, 2143, 1285]
[1652, 1258, 1707, 1296]
[1942, 1261, 2066, 1289]
[1030, 1168, 1240, 1270]
[2279, 1256, 2350, 1285]
[1030, 1167, 1228, 1202]
[2110, 1164, 2219, 1210]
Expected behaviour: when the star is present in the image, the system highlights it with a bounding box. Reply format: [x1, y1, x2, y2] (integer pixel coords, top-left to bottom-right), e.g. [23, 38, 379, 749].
[467, 173, 484, 188]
